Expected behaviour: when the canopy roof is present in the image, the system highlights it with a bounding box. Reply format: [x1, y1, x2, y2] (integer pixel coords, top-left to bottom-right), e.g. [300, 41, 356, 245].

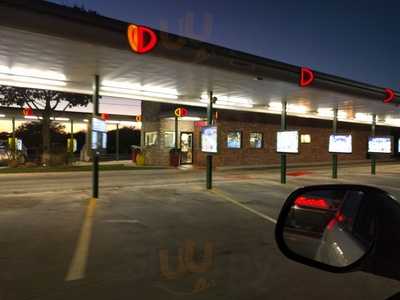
[0, 0, 399, 126]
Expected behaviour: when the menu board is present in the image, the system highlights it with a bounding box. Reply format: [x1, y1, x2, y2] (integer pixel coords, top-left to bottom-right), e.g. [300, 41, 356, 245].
[227, 131, 242, 149]
[329, 134, 352, 154]
[201, 126, 218, 153]
[368, 137, 392, 154]
[92, 118, 107, 132]
[276, 131, 299, 153]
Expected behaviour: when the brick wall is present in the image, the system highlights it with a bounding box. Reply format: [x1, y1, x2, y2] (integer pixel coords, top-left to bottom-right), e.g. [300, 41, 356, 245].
[142, 102, 397, 167]
[194, 110, 394, 167]
[141, 102, 195, 165]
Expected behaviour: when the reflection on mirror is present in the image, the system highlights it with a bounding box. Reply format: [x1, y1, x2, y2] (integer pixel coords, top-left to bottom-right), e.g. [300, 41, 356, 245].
[283, 189, 375, 267]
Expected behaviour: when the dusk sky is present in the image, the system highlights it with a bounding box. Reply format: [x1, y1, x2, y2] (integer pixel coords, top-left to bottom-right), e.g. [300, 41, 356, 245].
[49, 0, 400, 90]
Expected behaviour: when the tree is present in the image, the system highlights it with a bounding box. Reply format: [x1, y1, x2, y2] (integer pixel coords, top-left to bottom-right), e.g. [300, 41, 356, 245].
[107, 127, 141, 154]
[0, 86, 91, 164]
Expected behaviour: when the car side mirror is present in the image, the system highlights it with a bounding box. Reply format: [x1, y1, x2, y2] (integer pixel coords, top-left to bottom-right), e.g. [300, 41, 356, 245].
[275, 185, 385, 273]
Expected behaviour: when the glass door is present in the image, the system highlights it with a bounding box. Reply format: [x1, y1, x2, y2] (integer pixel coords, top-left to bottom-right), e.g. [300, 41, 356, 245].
[180, 132, 193, 164]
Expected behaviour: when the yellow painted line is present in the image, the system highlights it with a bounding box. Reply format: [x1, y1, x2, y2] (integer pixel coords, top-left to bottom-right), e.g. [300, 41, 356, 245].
[210, 189, 277, 224]
[65, 197, 97, 281]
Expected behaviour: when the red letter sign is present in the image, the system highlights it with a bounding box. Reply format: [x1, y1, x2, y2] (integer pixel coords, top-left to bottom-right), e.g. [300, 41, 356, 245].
[299, 67, 315, 87]
[174, 108, 188, 117]
[127, 24, 158, 54]
[384, 88, 395, 104]
[101, 113, 110, 121]
[23, 107, 33, 116]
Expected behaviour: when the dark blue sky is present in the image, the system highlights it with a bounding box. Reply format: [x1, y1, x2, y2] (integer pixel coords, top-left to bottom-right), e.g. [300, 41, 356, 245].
[51, 0, 400, 89]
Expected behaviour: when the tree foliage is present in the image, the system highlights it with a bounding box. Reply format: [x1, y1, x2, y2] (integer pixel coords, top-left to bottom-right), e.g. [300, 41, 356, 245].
[0, 86, 91, 113]
[0, 85, 91, 163]
[15, 121, 67, 150]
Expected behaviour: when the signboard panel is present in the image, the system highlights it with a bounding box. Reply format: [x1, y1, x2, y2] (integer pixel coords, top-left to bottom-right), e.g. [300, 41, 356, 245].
[368, 136, 393, 154]
[67, 138, 77, 152]
[329, 134, 352, 154]
[102, 133, 107, 149]
[92, 118, 107, 150]
[92, 118, 107, 132]
[276, 131, 299, 154]
[201, 126, 218, 153]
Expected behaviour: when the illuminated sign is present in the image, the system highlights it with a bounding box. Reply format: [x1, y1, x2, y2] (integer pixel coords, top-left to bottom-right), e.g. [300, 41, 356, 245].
[92, 118, 107, 132]
[135, 115, 142, 122]
[194, 121, 208, 127]
[384, 88, 395, 104]
[201, 126, 218, 153]
[329, 134, 352, 154]
[174, 107, 189, 118]
[101, 113, 110, 121]
[127, 24, 158, 54]
[277, 131, 299, 153]
[368, 136, 393, 154]
[299, 67, 315, 87]
[23, 107, 33, 116]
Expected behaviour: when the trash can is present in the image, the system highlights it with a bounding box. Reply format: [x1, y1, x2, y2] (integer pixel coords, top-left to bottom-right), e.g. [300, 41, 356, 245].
[169, 148, 181, 167]
[131, 145, 141, 163]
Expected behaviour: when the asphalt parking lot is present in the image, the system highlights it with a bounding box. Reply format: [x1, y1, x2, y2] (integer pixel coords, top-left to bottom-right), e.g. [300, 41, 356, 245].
[1, 163, 400, 300]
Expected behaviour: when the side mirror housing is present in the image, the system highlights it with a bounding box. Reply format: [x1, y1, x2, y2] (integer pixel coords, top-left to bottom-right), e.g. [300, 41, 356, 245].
[275, 184, 400, 279]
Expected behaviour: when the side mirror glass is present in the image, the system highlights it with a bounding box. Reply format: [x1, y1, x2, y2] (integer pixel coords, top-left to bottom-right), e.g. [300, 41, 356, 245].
[275, 185, 378, 270]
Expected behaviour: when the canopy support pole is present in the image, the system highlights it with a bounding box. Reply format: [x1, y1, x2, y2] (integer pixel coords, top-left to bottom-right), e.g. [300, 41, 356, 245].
[116, 123, 120, 161]
[11, 116, 16, 160]
[174, 116, 179, 149]
[206, 91, 213, 190]
[280, 101, 287, 184]
[332, 106, 338, 179]
[371, 114, 377, 175]
[92, 75, 100, 199]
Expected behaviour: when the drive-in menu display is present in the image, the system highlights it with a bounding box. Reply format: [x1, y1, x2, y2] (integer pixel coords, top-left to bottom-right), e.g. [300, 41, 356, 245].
[368, 137, 392, 154]
[201, 126, 218, 153]
[329, 134, 352, 153]
[276, 131, 299, 153]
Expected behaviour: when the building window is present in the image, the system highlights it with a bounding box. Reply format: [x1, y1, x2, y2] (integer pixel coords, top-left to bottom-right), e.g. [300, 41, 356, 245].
[227, 131, 242, 149]
[145, 131, 158, 146]
[249, 132, 263, 149]
[301, 134, 311, 144]
[164, 132, 176, 148]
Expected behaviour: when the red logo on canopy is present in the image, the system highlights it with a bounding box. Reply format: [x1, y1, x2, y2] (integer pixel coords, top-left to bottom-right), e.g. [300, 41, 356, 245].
[384, 88, 395, 104]
[23, 107, 33, 116]
[299, 67, 315, 87]
[127, 24, 158, 54]
[174, 107, 188, 117]
[101, 113, 110, 121]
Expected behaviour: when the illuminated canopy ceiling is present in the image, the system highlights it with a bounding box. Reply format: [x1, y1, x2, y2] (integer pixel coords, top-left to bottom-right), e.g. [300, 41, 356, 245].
[0, 1, 399, 126]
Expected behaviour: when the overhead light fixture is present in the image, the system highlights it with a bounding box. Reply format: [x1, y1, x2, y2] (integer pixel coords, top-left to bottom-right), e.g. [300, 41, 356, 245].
[51, 117, 70, 121]
[268, 102, 283, 111]
[287, 104, 308, 114]
[101, 81, 179, 100]
[355, 113, 373, 122]
[0, 65, 67, 87]
[179, 116, 202, 121]
[384, 117, 400, 126]
[106, 120, 140, 127]
[24, 116, 42, 120]
[317, 108, 347, 119]
[200, 94, 253, 108]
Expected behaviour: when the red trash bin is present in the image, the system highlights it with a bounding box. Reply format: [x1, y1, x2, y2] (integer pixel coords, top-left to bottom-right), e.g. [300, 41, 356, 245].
[131, 146, 141, 163]
[169, 149, 181, 167]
